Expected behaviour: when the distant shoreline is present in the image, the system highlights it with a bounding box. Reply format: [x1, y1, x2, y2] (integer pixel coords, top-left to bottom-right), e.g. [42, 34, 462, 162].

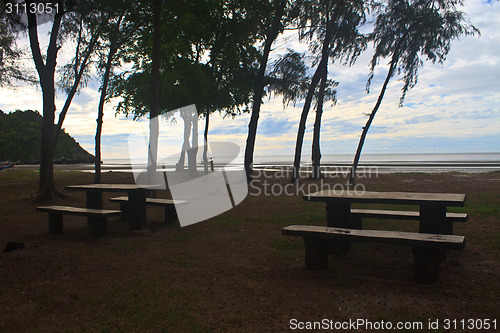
[7, 152, 500, 174]
[12, 161, 500, 174]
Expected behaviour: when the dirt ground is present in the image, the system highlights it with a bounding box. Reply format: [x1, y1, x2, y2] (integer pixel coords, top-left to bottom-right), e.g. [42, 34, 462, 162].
[0, 169, 499, 332]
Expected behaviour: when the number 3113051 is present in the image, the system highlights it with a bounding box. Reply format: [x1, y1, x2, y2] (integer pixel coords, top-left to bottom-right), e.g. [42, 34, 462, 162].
[5, 2, 60, 15]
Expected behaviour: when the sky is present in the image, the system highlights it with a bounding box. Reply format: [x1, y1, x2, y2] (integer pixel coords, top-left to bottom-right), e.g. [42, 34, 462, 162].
[1, 0, 499, 162]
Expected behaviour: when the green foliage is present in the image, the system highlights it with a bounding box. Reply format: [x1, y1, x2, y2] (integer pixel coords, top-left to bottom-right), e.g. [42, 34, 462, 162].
[267, 50, 310, 106]
[268, 49, 338, 107]
[0, 110, 93, 163]
[109, 0, 262, 119]
[368, 0, 479, 105]
[296, 0, 368, 65]
[0, 2, 37, 86]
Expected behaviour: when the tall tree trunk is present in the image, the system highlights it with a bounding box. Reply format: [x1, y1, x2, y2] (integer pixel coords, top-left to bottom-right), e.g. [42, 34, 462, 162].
[148, 0, 161, 188]
[203, 112, 210, 174]
[311, 62, 328, 179]
[176, 110, 192, 171]
[95, 43, 118, 183]
[291, 19, 334, 182]
[94, 13, 124, 184]
[189, 110, 198, 175]
[348, 59, 397, 186]
[26, 0, 63, 202]
[244, 0, 286, 183]
[38, 84, 56, 201]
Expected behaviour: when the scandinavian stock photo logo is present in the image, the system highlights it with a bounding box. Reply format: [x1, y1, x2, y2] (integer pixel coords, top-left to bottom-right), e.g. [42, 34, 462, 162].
[127, 104, 248, 227]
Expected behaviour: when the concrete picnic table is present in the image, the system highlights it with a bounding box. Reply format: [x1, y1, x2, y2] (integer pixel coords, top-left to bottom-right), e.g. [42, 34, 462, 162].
[65, 184, 159, 231]
[304, 190, 466, 234]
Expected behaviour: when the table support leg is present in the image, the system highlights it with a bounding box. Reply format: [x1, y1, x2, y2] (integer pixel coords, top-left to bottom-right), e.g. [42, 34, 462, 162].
[129, 190, 147, 231]
[164, 205, 178, 224]
[86, 191, 102, 227]
[326, 202, 352, 254]
[120, 202, 131, 221]
[420, 205, 447, 234]
[420, 205, 448, 263]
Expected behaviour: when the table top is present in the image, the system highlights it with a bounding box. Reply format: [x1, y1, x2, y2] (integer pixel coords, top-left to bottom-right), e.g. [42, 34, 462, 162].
[304, 190, 466, 207]
[65, 184, 159, 192]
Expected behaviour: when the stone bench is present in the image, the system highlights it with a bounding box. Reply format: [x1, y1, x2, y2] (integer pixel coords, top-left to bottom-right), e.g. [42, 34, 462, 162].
[282, 225, 465, 284]
[36, 205, 122, 238]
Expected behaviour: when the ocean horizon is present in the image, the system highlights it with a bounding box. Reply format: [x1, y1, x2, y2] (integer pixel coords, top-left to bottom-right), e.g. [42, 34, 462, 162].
[95, 152, 500, 174]
[13, 152, 499, 174]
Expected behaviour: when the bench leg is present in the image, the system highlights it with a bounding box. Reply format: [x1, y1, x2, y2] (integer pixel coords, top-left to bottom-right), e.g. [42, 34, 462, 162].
[120, 202, 131, 221]
[420, 206, 449, 263]
[90, 217, 108, 238]
[129, 190, 147, 231]
[86, 191, 103, 226]
[303, 237, 328, 271]
[48, 213, 63, 234]
[326, 202, 352, 254]
[164, 205, 178, 224]
[413, 247, 443, 284]
[329, 215, 362, 253]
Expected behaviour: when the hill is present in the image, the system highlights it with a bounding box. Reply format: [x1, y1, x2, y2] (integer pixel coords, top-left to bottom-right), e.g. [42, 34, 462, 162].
[0, 109, 94, 164]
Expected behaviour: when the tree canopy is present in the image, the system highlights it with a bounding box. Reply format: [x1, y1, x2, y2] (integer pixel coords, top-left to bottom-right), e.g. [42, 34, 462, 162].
[367, 0, 479, 105]
[109, 0, 262, 119]
[0, 0, 479, 197]
[0, 2, 37, 86]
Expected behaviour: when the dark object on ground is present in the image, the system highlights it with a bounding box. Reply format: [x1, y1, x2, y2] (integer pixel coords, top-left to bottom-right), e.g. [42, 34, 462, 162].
[3, 241, 25, 252]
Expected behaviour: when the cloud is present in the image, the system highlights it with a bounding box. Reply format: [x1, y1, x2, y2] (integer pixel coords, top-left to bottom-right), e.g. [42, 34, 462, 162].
[1, 0, 499, 160]
[256, 115, 296, 136]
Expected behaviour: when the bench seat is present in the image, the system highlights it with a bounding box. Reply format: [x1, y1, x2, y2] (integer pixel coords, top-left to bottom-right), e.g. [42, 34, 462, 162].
[110, 196, 186, 206]
[351, 208, 468, 222]
[110, 196, 186, 224]
[37, 205, 122, 238]
[282, 225, 465, 283]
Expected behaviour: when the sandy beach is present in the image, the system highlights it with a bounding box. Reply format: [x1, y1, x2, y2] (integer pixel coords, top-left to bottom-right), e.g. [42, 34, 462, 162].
[1, 169, 499, 332]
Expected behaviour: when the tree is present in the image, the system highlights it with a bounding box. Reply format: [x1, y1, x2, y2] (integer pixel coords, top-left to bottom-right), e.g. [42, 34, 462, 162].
[95, 5, 127, 183]
[310, 1, 366, 179]
[310, 62, 331, 178]
[267, 48, 337, 179]
[291, 0, 367, 181]
[26, 0, 65, 201]
[147, 0, 162, 186]
[291, 22, 331, 181]
[348, 0, 479, 186]
[25, 0, 105, 201]
[201, 0, 263, 174]
[110, 0, 260, 174]
[244, 0, 289, 182]
[267, 50, 310, 107]
[101, 0, 221, 181]
[54, 7, 103, 159]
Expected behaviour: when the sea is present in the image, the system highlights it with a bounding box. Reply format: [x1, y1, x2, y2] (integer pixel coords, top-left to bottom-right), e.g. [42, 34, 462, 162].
[87, 153, 500, 175]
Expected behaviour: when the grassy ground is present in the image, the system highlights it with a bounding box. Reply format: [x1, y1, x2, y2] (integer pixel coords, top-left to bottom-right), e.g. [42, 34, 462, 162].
[0, 169, 499, 332]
